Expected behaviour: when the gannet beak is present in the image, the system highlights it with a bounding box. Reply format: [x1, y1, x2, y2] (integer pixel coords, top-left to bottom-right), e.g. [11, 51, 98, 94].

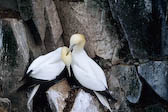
[67, 66, 71, 77]
[67, 44, 75, 55]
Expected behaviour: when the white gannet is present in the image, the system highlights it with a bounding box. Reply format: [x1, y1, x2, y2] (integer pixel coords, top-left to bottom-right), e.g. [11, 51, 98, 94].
[17, 46, 72, 111]
[69, 34, 116, 112]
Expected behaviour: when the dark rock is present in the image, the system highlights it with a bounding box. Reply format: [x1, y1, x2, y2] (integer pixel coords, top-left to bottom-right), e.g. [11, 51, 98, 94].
[54, 0, 121, 59]
[17, 0, 43, 45]
[144, 104, 167, 112]
[108, 0, 168, 59]
[0, 0, 18, 11]
[0, 9, 20, 19]
[9, 19, 45, 58]
[24, 19, 42, 45]
[109, 65, 142, 104]
[0, 19, 29, 112]
[31, 0, 46, 43]
[44, 0, 63, 52]
[0, 98, 11, 112]
[151, 0, 168, 56]
[17, 0, 33, 21]
[138, 61, 168, 101]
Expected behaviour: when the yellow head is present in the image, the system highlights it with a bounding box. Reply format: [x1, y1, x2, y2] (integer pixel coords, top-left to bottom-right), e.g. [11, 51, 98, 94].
[69, 34, 86, 51]
[61, 46, 72, 67]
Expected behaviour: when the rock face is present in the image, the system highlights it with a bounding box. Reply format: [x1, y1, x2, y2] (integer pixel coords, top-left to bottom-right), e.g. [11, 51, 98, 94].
[0, 19, 29, 112]
[54, 0, 121, 59]
[47, 80, 70, 112]
[0, 0, 168, 112]
[110, 65, 142, 104]
[0, 98, 11, 112]
[108, 0, 168, 58]
[138, 61, 168, 101]
[70, 89, 103, 112]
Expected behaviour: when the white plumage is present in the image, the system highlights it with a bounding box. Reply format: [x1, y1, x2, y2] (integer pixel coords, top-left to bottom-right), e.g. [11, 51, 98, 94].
[27, 47, 65, 80]
[94, 91, 112, 112]
[18, 47, 72, 111]
[27, 85, 40, 111]
[71, 50, 107, 91]
[71, 49, 113, 112]
[69, 34, 114, 112]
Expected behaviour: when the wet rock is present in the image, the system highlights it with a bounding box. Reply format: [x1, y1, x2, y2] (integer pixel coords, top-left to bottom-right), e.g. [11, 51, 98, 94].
[31, 0, 46, 43]
[19, 0, 64, 49]
[10, 19, 45, 58]
[0, 0, 18, 11]
[54, 0, 121, 60]
[0, 98, 11, 112]
[109, 65, 142, 103]
[16, 0, 49, 46]
[47, 80, 70, 112]
[70, 89, 104, 112]
[44, 0, 63, 52]
[108, 0, 168, 58]
[144, 104, 167, 112]
[138, 61, 168, 101]
[10, 19, 29, 63]
[152, 0, 168, 56]
[17, 0, 33, 21]
[0, 21, 3, 51]
[108, 0, 151, 58]
[0, 19, 28, 112]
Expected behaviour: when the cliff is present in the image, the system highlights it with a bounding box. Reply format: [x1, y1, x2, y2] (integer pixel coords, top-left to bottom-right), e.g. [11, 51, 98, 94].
[0, 0, 168, 112]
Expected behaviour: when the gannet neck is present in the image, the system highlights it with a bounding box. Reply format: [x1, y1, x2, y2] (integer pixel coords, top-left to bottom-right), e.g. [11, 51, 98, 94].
[72, 47, 85, 53]
[61, 47, 72, 67]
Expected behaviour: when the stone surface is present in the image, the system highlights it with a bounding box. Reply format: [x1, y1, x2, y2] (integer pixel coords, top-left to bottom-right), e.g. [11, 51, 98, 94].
[108, 0, 168, 58]
[70, 89, 104, 112]
[47, 80, 70, 112]
[44, 0, 63, 52]
[0, 21, 3, 51]
[0, 0, 18, 11]
[0, 0, 168, 112]
[54, 0, 121, 60]
[0, 19, 28, 112]
[97, 58, 142, 104]
[31, 0, 46, 43]
[144, 104, 167, 112]
[116, 66, 142, 104]
[138, 61, 168, 101]
[9, 19, 45, 58]
[10, 19, 29, 63]
[0, 98, 11, 112]
[153, 0, 168, 56]
[17, 0, 33, 21]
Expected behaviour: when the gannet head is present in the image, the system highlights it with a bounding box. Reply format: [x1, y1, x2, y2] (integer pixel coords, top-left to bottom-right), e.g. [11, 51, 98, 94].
[69, 34, 86, 51]
[61, 46, 72, 77]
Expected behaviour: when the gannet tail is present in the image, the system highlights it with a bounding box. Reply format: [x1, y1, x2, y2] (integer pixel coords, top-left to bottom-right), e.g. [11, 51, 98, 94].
[27, 85, 40, 111]
[94, 91, 113, 112]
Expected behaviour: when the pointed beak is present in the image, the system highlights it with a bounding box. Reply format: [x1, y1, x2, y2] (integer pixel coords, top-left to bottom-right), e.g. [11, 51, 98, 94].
[66, 44, 75, 55]
[67, 66, 71, 77]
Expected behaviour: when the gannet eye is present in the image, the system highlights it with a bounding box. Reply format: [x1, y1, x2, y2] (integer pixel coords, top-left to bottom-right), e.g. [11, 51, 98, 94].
[69, 44, 76, 52]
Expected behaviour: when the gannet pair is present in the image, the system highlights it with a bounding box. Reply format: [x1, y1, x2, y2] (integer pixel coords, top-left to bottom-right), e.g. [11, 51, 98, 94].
[18, 47, 72, 111]
[18, 34, 115, 112]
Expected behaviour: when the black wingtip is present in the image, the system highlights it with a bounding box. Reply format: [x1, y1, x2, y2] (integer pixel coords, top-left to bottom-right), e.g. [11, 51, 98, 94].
[98, 89, 117, 102]
[20, 70, 33, 82]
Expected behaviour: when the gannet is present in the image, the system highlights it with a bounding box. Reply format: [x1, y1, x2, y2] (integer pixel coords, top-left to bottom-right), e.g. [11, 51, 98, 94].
[69, 34, 116, 112]
[17, 46, 72, 111]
